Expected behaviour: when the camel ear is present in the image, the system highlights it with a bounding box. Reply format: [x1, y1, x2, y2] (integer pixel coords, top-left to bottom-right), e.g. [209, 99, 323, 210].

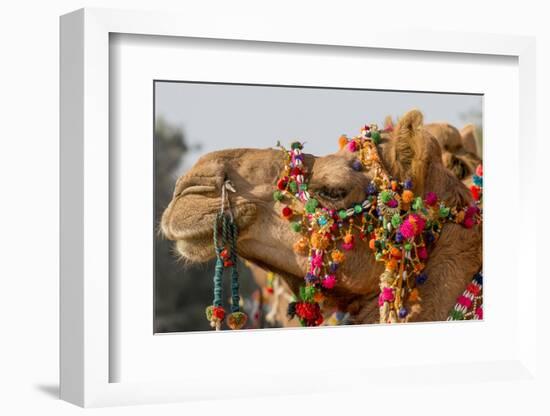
[460, 124, 479, 156]
[389, 109, 441, 195]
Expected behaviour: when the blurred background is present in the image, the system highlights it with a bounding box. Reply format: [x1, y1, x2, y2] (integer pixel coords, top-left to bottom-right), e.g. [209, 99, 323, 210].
[154, 81, 483, 333]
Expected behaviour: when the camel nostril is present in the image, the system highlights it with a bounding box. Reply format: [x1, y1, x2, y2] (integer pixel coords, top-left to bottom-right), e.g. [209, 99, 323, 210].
[179, 185, 217, 197]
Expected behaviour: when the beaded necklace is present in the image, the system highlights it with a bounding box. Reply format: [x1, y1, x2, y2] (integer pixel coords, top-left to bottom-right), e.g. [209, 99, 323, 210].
[274, 124, 482, 326]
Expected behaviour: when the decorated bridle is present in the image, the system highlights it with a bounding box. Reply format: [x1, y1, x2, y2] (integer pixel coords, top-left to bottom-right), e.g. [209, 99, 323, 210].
[274, 123, 482, 326]
[205, 122, 482, 330]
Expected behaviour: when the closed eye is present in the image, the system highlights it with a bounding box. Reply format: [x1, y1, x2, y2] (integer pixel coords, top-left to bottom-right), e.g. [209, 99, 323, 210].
[317, 186, 348, 201]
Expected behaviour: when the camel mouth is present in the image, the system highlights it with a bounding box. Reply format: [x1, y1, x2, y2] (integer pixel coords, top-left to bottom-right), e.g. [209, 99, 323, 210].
[161, 196, 258, 262]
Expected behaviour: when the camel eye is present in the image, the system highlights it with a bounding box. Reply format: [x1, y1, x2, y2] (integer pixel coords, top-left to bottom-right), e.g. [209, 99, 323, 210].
[318, 186, 348, 201]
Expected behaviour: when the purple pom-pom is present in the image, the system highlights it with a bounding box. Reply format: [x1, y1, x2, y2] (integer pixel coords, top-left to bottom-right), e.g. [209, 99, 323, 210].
[351, 160, 363, 171]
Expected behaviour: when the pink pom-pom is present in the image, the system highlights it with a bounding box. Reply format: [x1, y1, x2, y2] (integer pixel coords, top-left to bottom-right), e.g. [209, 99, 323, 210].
[342, 242, 354, 251]
[347, 140, 358, 152]
[387, 199, 398, 208]
[457, 295, 472, 308]
[399, 214, 426, 239]
[322, 274, 337, 289]
[465, 205, 479, 218]
[378, 287, 395, 306]
[311, 255, 323, 268]
[463, 217, 475, 229]
[424, 192, 438, 206]
[475, 306, 483, 319]
[417, 246, 428, 260]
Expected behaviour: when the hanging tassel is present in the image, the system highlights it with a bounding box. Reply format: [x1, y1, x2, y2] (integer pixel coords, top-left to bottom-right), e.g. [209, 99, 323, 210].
[226, 217, 248, 330]
[206, 213, 226, 330]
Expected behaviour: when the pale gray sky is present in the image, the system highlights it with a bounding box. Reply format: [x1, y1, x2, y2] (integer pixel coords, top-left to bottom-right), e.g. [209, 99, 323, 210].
[155, 82, 482, 171]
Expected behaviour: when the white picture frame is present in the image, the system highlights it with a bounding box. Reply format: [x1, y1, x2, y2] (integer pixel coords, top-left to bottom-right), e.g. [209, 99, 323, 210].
[60, 7, 538, 408]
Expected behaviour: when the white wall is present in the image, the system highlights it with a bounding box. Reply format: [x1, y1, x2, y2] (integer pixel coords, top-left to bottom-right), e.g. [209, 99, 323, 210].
[0, 1, 547, 414]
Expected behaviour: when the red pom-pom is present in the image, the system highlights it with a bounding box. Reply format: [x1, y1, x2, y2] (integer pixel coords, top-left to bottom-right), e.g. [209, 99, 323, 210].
[212, 306, 225, 320]
[282, 206, 293, 218]
[290, 167, 302, 177]
[277, 177, 288, 190]
[470, 185, 480, 201]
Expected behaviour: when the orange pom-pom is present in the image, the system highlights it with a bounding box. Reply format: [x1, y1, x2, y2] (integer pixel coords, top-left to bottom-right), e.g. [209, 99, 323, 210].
[409, 288, 420, 302]
[331, 250, 345, 264]
[390, 246, 401, 258]
[386, 258, 398, 272]
[343, 233, 353, 244]
[311, 232, 329, 250]
[313, 291, 325, 303]
[402, 190, 414, 204]
[293, 237, 309, 255]
[369, 239, 376, 250]
[338, 135, 348, 150]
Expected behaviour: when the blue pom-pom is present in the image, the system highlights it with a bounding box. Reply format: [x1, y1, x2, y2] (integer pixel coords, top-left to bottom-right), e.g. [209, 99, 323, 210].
[473, 175, 483, 187]
[416, 273, 428, 285]
[366, 182, 377, 195]
[305, 273, 318, 284]
[473, 272, 483, 285]
[398, 307, 408, 319]
[329, 262, 339, 273]
[425, 232, 435, 244]
[404, 178, 413, 190]
[395, 231, 403, 243]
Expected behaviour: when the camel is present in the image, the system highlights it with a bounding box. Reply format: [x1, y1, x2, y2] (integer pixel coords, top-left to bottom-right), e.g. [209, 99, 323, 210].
[252, 119, 483, 326]
[161, 109, 482, 325]
[423, 122, 481, 186]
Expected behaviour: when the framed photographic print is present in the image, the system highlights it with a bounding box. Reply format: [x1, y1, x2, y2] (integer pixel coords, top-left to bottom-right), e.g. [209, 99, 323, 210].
[60, 7, 539, 408]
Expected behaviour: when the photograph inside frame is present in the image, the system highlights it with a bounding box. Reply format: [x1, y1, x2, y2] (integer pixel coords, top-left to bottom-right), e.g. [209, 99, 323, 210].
[155, 81, 483, 332]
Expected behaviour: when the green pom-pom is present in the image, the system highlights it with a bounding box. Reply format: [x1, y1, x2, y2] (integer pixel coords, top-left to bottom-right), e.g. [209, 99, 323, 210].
[299, 183, 308, 191]
[391, 214, 402, 228]
[375, 252, 382, 261]
[300, 285, 316, 302]
[291, 142, 303, 150]
[380, 190, 392, 204]
[305, 198, 319, 214]
[404, 243, 412, 251]
[367, 224, 374, 233]
[439, 207, 450, 218]
[338, 209, 347, 219]
[289, 181, 298, 193]
[371, 131, 381, 145]
[291, 222, 302, 232]
[354, 204, 362, 214]
[412, 197, 424, 211]
[273, 190, 283, 201]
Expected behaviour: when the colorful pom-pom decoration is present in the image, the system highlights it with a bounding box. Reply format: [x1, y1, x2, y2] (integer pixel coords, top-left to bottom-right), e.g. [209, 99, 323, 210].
[269, 121, 482, 328]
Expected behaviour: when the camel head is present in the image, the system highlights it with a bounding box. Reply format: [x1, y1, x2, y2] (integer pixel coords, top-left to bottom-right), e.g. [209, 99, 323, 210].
[161, 109, 473, 305]
[424, 122, 481, 186]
